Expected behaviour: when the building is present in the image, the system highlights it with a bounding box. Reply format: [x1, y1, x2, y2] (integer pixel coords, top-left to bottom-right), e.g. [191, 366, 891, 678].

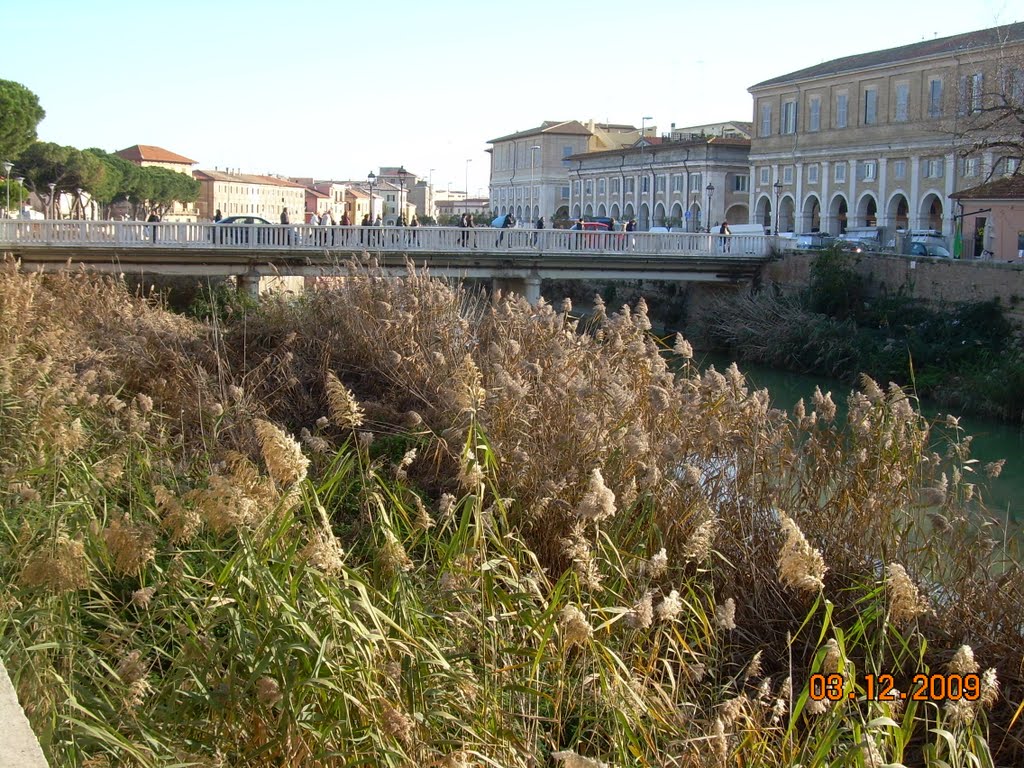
[747, 22, 1024, 241]
[567, 135, 751, 231]
[115, 144, 199, 221]
[666, 121, 753, 141]
[435, 197, 491, 224]
[487, 120, 641, 224]
[116, 144, 196, 174]
[192, 170, 306, 223]
[952, 175, 1024, 260]
[376, 167, 420, 224]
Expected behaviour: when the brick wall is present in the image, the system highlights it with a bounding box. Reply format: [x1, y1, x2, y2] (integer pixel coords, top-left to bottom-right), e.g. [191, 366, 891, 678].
[764, 253, 1024, 323]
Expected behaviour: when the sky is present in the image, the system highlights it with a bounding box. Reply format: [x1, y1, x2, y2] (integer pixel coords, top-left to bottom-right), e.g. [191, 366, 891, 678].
[4, 0, 1020, 197]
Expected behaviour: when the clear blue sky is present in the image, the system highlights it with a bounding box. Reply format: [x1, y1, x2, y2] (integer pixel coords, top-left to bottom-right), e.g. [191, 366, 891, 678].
[4, 0, 1019, 196]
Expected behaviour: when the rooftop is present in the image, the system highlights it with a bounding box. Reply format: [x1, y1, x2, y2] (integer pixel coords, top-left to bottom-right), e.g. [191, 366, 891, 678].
[116, 144, 197, 165]
[193, 170, 306, 187]
[952, 173, 1024, 200]
[566, 135, 751, 161]
[487, 120, 636, 144]
[750, 21, 1024, 89]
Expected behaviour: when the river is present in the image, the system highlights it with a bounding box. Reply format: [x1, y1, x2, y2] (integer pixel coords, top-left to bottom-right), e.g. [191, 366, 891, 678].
[697, 351, 1024, 529]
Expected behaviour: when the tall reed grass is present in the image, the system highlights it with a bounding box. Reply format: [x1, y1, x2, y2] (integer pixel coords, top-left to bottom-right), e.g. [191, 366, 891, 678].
[0, 256, 1020, 766]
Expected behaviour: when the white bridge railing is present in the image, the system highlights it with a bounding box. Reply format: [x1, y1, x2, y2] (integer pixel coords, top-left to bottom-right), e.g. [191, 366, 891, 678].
[0, 220, 777, 257]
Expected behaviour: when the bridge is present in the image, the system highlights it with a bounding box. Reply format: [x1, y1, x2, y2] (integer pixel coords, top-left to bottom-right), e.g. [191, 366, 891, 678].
[0, 220, 778, 303]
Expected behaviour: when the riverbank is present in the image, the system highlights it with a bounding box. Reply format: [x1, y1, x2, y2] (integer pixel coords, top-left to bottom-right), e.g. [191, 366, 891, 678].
[545, 249, 1024, 425]
[2, 261, 1020, 766]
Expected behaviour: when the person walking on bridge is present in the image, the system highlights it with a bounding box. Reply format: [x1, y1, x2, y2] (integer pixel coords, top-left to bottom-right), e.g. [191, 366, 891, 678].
[718, 219, 731, 253]
[147, 210, 160, 244]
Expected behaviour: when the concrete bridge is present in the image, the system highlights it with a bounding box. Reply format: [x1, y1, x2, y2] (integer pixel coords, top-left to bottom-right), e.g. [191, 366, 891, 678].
[0, 220, 778, 303]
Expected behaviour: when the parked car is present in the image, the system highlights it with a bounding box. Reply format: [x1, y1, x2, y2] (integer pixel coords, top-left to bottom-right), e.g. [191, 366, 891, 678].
[837, 238, 886, 254]
[212, 215, 283, 245]
[793, 232, 835, 250]
[908, 242, 951, 258]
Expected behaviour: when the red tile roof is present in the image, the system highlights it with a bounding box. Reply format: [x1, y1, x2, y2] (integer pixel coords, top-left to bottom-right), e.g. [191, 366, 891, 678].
[116, 145, 196, 165]
[952, 174, 1024, 200]
[193, 170, 306, 187]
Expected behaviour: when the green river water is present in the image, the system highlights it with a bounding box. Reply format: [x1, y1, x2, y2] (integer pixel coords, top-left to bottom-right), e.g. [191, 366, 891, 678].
[698, 351, 1024, 528]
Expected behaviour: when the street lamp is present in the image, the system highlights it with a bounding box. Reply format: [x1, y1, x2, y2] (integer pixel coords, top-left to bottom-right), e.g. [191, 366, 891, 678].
[529, 145, 541, 223]
[465, 158, 472, 202]
[773, 180, 783, 235]
[48, 182, 56, 219]
[76, 187, 83, 220]
[705, 182, 715, 232]
[367, 171, 376, 222]
[641, 116, 653, 140]
[2, 161, 12, 219]
[397, 166, 407, 223]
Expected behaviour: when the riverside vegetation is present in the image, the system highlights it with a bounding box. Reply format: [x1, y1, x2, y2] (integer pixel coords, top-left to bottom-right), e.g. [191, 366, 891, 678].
[1, 256, 1022, 767]
[701, 248, 1024, 423]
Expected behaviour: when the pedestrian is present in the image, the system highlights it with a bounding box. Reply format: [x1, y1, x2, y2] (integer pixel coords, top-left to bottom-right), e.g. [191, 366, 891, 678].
[147, 210, 160, 244]
[321, 210, 336, 246]
[374, 215, 382, 226]
[341, 212, 350, 226]
[533, 215, 544, 247]
[280, 208, 289, 225]
[410, 214, 419, 245]
[719, 219, 731, 252]
[626, 218, 637, 251]
[498, 212, 514, 245]
[309, 211, 320, 226]
[459, 212, 468, 247]
[214, 209, 223, 222]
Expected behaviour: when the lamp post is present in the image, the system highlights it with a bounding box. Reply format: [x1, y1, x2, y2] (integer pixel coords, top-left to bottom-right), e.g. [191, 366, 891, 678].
[48, 182, 56, 219]
[397, 166, 407, 223]
[75, 187, 83, 219]
[465, 158, 472, 202]
[427, 168, 436, 222]
[528, 145, 544, 222]
[367, 171, 376, 222]
[2, 161, 12, 219]
[773, 180, 783, 235]
[705, 182, 715, 232]
[15, 177, 24, 215]
[641, 116, 653, 140]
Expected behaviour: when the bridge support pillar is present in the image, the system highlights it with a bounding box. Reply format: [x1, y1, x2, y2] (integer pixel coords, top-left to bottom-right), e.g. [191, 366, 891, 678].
[237, 270, 261, 299]
[492, 275, 542, 305]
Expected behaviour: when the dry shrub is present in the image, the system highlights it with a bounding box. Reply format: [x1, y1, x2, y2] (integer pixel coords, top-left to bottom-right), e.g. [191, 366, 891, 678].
[225, 257, 1022, 742]
[2, 257, 1021, 764]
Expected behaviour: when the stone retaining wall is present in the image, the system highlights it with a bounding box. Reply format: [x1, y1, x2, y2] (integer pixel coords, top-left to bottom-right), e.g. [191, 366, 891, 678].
[765, 253, 1024, 323]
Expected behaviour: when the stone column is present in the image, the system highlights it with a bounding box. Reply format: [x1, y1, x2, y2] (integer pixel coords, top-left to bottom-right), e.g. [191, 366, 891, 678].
[491, 273, 542, 305]
[237, 270, 261, 299]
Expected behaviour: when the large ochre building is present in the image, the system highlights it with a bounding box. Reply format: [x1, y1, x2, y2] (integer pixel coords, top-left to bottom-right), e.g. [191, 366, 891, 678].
[747, 22, 1024, 241]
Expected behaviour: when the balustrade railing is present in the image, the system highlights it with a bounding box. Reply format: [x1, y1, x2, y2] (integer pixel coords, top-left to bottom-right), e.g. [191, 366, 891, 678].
[0, 220, 777, 257]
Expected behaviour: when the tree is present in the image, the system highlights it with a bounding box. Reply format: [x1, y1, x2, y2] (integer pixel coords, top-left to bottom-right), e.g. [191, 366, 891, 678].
[142, 166, 199, 217]
[0, 79, 45, 162]
[83, 148, 144, 216]
[947, 32, 1024, 180]
[16, 142, 106, 217]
